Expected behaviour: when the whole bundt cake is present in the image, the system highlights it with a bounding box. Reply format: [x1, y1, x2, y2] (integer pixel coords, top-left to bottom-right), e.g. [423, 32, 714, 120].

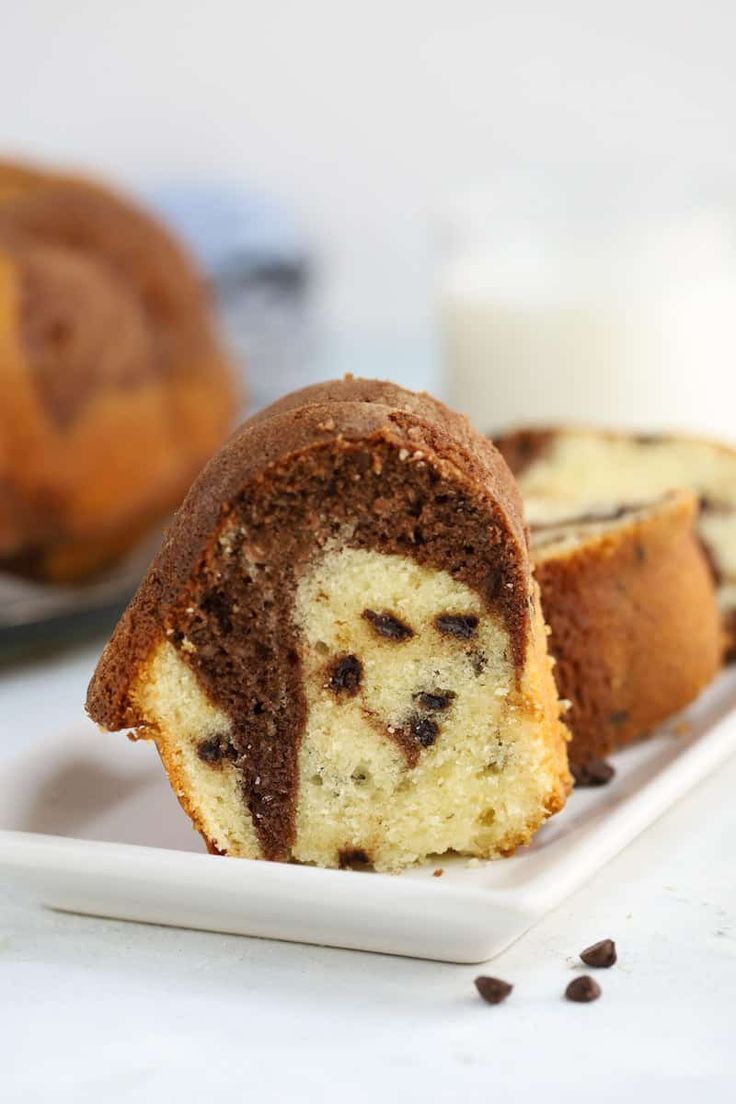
[0, 159, 235, 581]
[87, 378, 570, 871]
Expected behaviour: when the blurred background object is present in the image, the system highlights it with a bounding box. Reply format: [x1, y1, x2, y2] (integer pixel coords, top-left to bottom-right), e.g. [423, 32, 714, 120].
[147, 185, 316, 413]
[2, 0, 736, 652]
[440, 169, 736, 435]
[0, 160, 235, 653]
[3, 1, 736, 402]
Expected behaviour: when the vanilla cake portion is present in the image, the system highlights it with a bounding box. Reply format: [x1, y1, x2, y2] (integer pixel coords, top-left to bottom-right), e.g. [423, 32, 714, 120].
[497, 427, 736, 656]
[87, 379, 570, 871]
[527, 491, 721, 766]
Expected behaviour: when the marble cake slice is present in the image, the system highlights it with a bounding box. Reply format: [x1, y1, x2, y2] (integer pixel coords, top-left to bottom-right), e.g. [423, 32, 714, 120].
[530, 490, 721, 767]
[87, 378, 570, 871]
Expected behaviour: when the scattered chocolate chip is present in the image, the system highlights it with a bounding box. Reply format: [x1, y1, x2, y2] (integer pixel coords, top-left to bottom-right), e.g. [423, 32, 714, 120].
[416, 690, 456, 711]
[435, 613, 479, 639]
[571, 758, 616, 787]
[410, 715, 439, 747]
[470, 650, 487, 676]
[474, 976, 513, 1005]
[328, 654, 363, 694]
[197, 737, 223, 764]
[362, 609, 414, 641]
[338, 848, 371, 869]
[580, 939, 617, 968]
[609, 710, 629, 726]
[565, 976, 601, 1003]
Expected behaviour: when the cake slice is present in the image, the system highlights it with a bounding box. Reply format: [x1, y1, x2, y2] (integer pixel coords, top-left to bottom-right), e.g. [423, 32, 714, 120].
[497, 426, 736, 657]
[87, 378, 570, 871]
[528, 491, 721, 767]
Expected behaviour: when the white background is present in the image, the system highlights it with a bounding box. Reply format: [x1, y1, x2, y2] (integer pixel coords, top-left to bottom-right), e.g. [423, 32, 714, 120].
[3, 1, 736, 379]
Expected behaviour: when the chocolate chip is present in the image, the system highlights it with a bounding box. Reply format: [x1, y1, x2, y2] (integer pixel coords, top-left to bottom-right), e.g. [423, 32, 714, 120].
[571, 758, 616, 787]
[609, 710, 629, 726]
[328, 654, 362, 694]
[565, 976, 601, 1003]
[338, 848, 371, 869]
[197, 737, 223, 764]
[362, 609, 414, 641]
[470, 650, 487, 676]
[416, 690, 456, 711]
[435, 613, 479, 639]
[474, 976, 513, 1005]
[410, 715, 439, 747]
[580, 939, 617, 968]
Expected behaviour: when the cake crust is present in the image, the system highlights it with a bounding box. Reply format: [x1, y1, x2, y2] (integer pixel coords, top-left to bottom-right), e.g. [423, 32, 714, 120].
[531, 491, 721, 764]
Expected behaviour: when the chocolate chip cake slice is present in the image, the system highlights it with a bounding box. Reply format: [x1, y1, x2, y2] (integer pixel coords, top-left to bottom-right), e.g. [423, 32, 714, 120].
[87, 379, 570, 871]
[497, 426, 736, 658]
[529, 490, 721, 766]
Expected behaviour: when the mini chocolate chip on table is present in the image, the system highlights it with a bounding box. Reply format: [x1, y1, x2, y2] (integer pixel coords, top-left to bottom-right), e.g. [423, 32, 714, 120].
[475, 976, 513, 1005]
[571, 758, 616, 787]
[565, 976, 602, 1003]
[362, 608, 414, 641]
[580, 938, 617, 968]
[435, 613, 479, 639]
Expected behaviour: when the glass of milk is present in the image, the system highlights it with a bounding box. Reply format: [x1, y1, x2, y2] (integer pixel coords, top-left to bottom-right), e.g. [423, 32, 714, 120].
[439, 172, 736, 438]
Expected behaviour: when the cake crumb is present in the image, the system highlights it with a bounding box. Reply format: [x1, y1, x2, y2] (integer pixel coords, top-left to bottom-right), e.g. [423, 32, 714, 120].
[433, 867, 444, 878]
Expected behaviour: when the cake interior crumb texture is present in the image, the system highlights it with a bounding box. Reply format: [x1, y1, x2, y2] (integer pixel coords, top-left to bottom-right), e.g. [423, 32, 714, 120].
[133, 549, 566, 871]
[515, 430, 736, 618]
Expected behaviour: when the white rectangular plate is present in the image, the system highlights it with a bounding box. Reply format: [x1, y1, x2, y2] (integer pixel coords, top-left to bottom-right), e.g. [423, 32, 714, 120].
[2, 670, 736, 963]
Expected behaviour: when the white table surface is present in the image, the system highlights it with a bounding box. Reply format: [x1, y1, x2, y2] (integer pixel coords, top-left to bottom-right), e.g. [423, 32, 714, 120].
[1, 638, 734, 1103]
